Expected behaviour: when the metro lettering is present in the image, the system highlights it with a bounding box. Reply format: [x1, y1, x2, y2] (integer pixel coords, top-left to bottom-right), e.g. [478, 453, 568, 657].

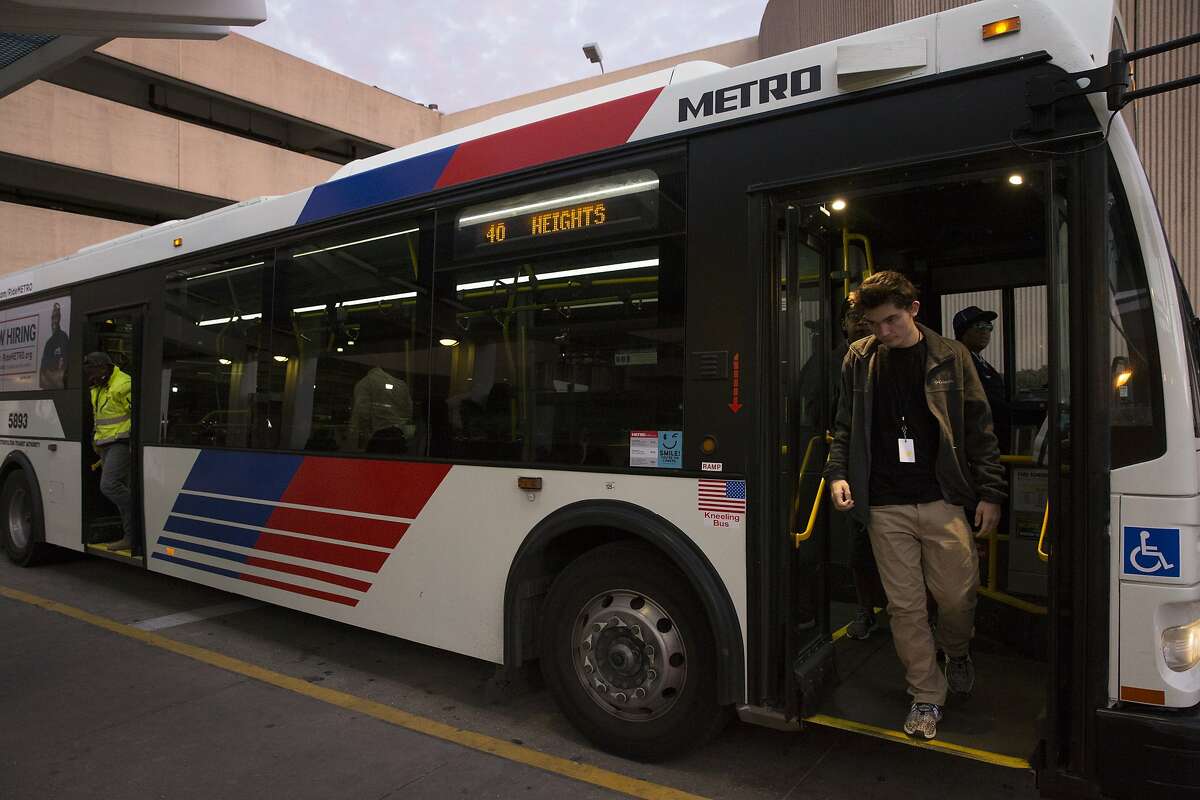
[677, 64, 823, 122]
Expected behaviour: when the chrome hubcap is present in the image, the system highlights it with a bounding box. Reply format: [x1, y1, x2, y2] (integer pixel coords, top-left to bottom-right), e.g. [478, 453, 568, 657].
[7, 486, 30, 550]
[572, 589, 687, 721]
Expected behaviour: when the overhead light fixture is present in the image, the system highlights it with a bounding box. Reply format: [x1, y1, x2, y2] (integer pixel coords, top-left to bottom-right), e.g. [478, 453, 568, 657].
[458, 175, 658, 227]
[336, 347, 344, 353]
[456, 258, 659, 292]
[273, 355, 289, 363]
[831, 199, 847, 211]
[439, 338, 460, 347]
[819, 205, 831, 217]
[1008, 173, 1024, 185]
[292, 227, 418, 258]
[218, 358, 232, 366]
[171, 386, 179, 393]
[339, 291, 416, 308]
[384, 383, 394, 390]
[186, 261, 265, 281]
[346, 340, 355, 346]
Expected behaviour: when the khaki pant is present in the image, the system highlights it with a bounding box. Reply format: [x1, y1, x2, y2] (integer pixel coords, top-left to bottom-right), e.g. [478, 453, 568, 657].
[868, 500, 978, 705]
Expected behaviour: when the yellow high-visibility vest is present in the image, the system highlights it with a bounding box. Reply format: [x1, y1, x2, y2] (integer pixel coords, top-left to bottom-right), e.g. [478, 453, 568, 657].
[91, 366, 132, 446]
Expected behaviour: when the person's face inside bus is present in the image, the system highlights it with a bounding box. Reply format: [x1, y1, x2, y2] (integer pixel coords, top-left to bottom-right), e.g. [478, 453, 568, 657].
[843, 308, 873, 342]
[84, 362, 109, 388]
[960, 320, 992, 353]
[861, 300, 920, 348]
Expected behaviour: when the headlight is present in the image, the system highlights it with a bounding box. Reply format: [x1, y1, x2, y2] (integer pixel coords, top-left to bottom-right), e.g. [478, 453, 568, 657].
[1162, 618, 1200, 672]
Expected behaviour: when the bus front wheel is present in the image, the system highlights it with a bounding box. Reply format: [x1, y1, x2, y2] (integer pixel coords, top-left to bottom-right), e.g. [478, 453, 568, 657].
[2, 469, 45, 567]
[540, 543, 728, 761]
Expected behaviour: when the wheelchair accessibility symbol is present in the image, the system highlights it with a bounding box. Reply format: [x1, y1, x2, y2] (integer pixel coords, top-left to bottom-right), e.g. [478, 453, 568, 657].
[1122, 527, 1181, 578]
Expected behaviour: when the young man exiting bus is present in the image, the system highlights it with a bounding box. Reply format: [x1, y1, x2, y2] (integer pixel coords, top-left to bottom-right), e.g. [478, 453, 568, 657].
[824, 271, 1005, 740]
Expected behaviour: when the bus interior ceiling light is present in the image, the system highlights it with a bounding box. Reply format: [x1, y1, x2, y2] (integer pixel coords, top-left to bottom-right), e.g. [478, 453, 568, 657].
[291, 227, 418, 258]
[218, 358, 232, 365]
[273, 355, 289, 362]
[439, 338, 460, 347]
[982, 17, 1020, 40]
[1009, 174, 1024, 186]
[186, 261, 265, 281]
[831, 198, 847, 211]
[197, 312, 261, 327]
[456, 258, 659, 291]
[458, 178, 659, 227]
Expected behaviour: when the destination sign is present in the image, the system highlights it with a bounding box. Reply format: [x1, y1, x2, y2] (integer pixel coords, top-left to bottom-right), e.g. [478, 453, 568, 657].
[457, 170, 658, 257]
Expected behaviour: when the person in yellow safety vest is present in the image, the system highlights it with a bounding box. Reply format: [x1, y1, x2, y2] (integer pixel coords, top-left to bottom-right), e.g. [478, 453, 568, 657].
[84, 351, 136, 553]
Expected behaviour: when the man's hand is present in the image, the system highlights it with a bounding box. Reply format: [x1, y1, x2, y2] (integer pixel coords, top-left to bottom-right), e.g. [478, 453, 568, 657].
[830, 479, 854, 511]
[974, 500, 1001, 536]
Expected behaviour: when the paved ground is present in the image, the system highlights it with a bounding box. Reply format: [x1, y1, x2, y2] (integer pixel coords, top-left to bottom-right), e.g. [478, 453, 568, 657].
[0, 553, 1040, 799]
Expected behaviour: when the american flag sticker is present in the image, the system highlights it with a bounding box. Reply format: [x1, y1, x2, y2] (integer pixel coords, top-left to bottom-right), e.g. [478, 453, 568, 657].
[698, 479, 747, 514]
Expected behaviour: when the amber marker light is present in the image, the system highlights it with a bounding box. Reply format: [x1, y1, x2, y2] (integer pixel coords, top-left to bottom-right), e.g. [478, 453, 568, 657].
[173, 237, 183, 248]
[1116, 369, 1133, 388]
[701, 436, 718, 455]
[983, 17, 1021, 40]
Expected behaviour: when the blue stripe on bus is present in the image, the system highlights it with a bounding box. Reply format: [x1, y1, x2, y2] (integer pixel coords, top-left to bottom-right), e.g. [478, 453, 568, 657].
[295, 145, 457, 225]
[162, 515, 261, 549]
[182, 450, 303, 501]
[157, 536, 250, 565]
[151, 552, 242, 580]
[171, 493, 275, 527]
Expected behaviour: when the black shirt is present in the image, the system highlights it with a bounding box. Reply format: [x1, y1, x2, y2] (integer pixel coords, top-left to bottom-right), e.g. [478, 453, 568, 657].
[970, 352, 1010, 453]
[869, 338, 943, 506]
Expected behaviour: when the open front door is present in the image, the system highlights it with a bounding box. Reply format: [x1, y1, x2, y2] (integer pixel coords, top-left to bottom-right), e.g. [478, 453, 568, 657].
[771, 154, 1092, 770]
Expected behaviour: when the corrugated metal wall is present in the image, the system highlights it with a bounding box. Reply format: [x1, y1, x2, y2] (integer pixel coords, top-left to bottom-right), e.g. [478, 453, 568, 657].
[763, 0, 1199, 304]
[1117, 0, 1200, 295]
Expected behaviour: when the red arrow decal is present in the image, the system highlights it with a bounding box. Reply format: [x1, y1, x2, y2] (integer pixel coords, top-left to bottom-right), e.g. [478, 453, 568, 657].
[728, 352, 743, 413]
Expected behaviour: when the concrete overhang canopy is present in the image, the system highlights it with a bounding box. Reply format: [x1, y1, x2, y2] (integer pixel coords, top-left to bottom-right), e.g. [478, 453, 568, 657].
[0, 0, 266, 95]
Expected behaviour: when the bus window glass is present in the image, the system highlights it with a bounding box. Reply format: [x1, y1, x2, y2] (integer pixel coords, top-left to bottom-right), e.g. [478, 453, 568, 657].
[162, 255, 272, 448]
[430, 242, 684, 467]
[1107, 161, 1166, 468]
[272, 222, 429, 456]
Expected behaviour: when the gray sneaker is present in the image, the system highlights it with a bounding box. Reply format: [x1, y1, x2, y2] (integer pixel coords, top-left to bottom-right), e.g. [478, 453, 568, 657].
[903, 702, 942, 739]
[845, 609, 876, 640]
[104, 538, 133, 552]
[946, 654, 975, 694]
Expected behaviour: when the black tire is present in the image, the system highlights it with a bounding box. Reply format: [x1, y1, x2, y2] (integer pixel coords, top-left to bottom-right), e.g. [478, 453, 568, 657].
[540, 543, 729, 761]
[1, 470, 45, 567]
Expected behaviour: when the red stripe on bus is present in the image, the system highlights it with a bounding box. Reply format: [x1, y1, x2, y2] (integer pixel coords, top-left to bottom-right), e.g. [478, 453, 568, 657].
[240, 573, 360, 606]
[244, 555, 373, 592]
[254, 532, 389, 572]
[280, 459, 451, 519]
[433, 87, 663, 189]
[265, 505, 409, 548]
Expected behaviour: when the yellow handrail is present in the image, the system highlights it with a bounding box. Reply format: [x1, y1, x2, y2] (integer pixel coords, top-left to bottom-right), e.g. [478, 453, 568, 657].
[792, 433, 832, 547]
[841, 228, 875, 298]
[1037, 501, 1051, 562]
[794, 478, 826, 547]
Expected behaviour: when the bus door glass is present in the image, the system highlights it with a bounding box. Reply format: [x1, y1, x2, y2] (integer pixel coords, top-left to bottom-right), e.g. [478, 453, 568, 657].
[779, 204, 837, 716]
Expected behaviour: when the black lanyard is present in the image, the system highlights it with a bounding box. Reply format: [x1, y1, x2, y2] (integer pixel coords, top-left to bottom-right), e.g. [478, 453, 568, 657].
[885, 339, 925, 440]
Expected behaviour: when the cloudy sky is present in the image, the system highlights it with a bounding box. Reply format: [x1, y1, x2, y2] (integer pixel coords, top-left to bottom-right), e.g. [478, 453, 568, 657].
[242, 0, 768, 112]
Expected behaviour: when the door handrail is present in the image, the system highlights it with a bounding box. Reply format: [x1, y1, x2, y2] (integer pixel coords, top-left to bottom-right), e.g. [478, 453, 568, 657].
[794, 477, 826, 547]
[1037, 501, 1051, 561]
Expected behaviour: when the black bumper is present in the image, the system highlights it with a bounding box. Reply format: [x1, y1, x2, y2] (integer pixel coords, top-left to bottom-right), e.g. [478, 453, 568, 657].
[1095, 704, 1200, 798]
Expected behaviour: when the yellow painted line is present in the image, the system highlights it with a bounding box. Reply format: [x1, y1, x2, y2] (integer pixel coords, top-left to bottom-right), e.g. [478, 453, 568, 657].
[0, 585, 707, 800]
[803, 713, 1031, 770]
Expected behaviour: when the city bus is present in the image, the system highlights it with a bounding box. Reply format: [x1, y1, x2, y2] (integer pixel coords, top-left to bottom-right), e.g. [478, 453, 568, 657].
[2, 0, 1198, 795]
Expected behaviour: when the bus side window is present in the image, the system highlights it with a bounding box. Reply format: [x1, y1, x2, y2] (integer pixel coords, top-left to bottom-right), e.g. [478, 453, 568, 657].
[1107, 160, 1167, 468]
[272, 221, 429, 457]
[429, 242, 685, 467]
[162, 255, 271, 449]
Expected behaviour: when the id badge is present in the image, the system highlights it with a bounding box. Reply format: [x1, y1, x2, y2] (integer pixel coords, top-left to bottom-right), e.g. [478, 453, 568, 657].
[898, 438, 916, 463]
